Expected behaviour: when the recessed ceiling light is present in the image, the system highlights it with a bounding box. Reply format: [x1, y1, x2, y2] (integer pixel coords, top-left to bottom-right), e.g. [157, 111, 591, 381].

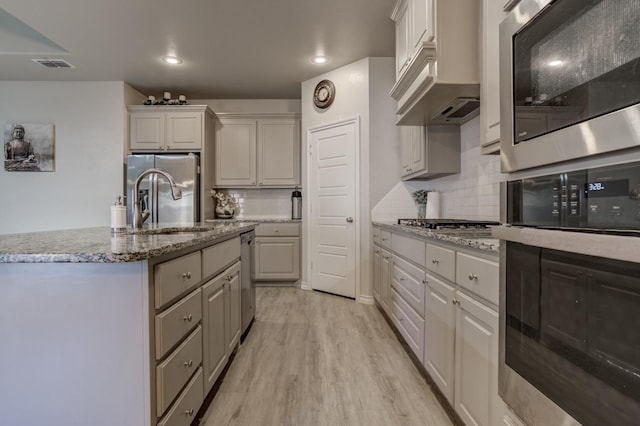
[162, 55, 183, 65]
[548, 60, 564, 67]
[311, 55, 328, 64]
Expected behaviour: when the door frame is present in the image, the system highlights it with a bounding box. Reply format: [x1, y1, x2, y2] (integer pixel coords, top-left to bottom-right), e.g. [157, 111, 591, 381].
[306, 116, 361, 299]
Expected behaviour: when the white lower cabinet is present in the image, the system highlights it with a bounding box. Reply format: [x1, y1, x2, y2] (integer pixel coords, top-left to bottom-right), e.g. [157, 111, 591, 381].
[225, 261, 242, 354]
[424, 273, 456, 404]
[373, 225, 500, 426]
[454, 290, 499, 426]
[254, 223, 301, 282]
[201, 272, 228, 393]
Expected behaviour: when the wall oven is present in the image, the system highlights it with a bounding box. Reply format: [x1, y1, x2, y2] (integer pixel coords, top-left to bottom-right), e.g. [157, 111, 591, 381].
[495, 160, 640, 425]
[499, 0, 640, 172]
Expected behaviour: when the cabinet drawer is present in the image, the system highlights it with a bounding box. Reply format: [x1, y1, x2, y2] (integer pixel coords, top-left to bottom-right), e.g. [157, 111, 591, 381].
[202, 237, 240, 278]
[155, 288, 202, 359]
[456, 252, 499, 305]
[392, 255, 426, 317]
[391, 287, 425, 361]
[156, 326, 203, 417]
[157, 366, 204, 426]
[426, 243, 456, 282]
[155, 252, 202, 309]
[392, 232, 426, 267]
[255, 222, 300, 237]
[372, 227, 381, 246]
[379, 230, 391, 249]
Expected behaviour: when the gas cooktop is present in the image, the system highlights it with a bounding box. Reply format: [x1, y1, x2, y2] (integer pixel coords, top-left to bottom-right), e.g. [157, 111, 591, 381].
[397, 218, 499, 230]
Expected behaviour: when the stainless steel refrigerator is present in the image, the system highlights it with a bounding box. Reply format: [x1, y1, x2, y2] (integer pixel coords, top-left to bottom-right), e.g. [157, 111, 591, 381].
[126, 154, 199, 226]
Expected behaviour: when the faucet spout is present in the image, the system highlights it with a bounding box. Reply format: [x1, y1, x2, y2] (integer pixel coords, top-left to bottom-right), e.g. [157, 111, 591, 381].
[132, 168, 183, 228]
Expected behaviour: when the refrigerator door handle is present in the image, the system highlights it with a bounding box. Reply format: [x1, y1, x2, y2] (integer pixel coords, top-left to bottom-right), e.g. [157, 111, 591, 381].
[151, 174, 158, 224]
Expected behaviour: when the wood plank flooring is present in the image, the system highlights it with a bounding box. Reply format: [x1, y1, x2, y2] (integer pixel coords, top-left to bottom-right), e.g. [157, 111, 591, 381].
[200, 287, 453, 426]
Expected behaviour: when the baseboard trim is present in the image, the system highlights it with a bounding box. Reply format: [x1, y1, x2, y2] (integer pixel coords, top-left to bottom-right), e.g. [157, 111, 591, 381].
[358, 295, 374, 305]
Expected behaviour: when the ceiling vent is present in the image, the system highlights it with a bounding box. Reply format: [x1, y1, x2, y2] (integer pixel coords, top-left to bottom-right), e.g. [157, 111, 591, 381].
[430, 97, 480, 124]
[31, 58, 75, 69]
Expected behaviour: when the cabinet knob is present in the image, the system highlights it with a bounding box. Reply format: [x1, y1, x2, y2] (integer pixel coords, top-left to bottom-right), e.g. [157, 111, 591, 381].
[183, 314, 193, 322]
[452, 299, 460, 305]
[432, 258, 439, 264]
[468, 273, 478, 281]
[182, 272, 192, 279]
[346, 217, 354, 223]
[422, 279, 427, 284]
[184, 360, 193, 368]
[399, 277, 405, 282]
[274, 229, 279, 233]
[185, 408, 194, 416]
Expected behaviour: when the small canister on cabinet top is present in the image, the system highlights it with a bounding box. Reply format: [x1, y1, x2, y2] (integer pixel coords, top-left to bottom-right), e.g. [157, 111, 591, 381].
[291, 186, 302, 220]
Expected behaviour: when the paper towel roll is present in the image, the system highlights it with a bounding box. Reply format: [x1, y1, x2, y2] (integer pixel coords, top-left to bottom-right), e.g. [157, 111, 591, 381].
[425, 191, 441, 219]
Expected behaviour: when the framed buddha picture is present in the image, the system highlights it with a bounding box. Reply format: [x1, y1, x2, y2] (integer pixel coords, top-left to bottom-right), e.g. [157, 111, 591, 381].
[4, 123, 55, 172]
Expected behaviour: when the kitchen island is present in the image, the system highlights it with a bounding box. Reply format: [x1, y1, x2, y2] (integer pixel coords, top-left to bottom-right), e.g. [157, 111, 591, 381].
[0, 222, 256, 426]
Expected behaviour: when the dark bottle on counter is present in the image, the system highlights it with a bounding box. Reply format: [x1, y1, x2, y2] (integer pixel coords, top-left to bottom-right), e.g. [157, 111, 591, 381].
[291, 186, 302, 220]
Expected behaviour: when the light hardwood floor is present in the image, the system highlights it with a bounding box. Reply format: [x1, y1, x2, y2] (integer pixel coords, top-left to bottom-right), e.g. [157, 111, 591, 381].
[201, 287, 453, 426]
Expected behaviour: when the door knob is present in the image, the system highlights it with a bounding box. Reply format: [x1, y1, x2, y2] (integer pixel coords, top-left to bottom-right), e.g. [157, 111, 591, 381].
[346, 217, 354, 223]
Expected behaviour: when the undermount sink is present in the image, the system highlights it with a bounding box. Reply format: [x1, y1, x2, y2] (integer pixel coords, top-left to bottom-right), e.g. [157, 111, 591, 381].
[130, 226, 214, 235]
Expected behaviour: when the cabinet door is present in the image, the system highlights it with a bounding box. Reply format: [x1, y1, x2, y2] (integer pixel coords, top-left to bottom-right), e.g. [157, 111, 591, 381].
[455, 291, 499, 426]
[215, 119, 257, 186]
[254, 237, 300, 281]
[400, 125, 424, 177]
[424, 273, 456, 403]
[201, 273, 227, 393]
[130, 111, 165, 150]
[410, 0, 434, 51]
[257, 119, 300, 186]
[381, 248, 393, 313]
[225, 261, 241, 355]
[480, 0, 506, 153]
[166, 112, 203, 150]
[373, 246, 383, 304]
[395, 0, 410, 77]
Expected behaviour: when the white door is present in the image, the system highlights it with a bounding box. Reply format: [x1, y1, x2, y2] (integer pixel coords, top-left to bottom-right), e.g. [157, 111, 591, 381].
[309, 118, 358, 298]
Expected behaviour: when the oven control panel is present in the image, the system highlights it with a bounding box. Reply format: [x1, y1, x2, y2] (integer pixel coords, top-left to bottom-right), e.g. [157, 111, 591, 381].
[507, 161, 640, 231]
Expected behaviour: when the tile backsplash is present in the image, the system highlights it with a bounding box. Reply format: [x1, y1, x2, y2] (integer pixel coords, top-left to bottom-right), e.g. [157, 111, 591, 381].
[215, 188, 293, 219]
[372, 117, 506, 222]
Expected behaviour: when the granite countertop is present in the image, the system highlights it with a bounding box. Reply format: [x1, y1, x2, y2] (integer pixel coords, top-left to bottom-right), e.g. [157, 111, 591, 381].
[373, 221, 499, 253]
[0, 221, 257, 264]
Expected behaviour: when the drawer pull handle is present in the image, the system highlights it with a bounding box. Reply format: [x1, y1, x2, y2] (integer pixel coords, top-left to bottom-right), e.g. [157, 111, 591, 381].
[185, 408, 194, 416]
[184, 360, 193, 368]
[468, 273, 478, 281]
[183, 314, 193, 322]
[432, 258, 439, 264]
[182, 272, 192, 279]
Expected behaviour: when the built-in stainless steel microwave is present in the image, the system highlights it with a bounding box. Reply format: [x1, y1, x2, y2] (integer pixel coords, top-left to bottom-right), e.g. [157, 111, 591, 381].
[499, 0, 640, 172]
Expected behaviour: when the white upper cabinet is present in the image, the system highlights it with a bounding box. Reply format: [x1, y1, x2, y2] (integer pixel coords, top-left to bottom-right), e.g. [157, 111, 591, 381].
[128, 105, 213, 151]
[390, 0, 479, 126]
[400, 125, 460, 180]
[480, 0, 507, 155]
[214, 115, 300, 188]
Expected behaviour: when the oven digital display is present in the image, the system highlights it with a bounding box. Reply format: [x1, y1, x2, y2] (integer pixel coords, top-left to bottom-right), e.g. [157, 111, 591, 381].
[585, 179, 629, 198]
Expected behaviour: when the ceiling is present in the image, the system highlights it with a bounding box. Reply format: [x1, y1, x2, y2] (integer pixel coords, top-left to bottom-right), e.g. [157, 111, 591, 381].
[0, 0, 396, 99]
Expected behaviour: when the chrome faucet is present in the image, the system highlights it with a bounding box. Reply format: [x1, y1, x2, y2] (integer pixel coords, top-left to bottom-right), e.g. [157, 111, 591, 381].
[132, 168, 182, 228]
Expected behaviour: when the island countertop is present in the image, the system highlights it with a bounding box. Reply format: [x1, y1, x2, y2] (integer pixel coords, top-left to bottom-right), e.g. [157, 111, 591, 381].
[0, 221, 257, 263]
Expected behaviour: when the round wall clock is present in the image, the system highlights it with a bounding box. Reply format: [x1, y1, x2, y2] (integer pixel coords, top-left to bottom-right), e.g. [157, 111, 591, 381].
[313, 79, 335, 109]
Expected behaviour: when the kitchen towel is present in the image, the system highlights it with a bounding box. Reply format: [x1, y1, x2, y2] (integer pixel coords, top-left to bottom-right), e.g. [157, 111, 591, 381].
[426, 191, 441, 219]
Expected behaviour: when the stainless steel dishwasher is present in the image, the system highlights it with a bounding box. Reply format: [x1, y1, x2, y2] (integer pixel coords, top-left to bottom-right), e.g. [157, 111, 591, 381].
[240, 230, 255, 337]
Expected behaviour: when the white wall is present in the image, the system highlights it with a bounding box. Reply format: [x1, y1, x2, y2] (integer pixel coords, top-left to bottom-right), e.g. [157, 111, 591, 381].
[0, 82, 140, 234]
[301, 57, 397, 302]
[372, 116, 505, 222]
